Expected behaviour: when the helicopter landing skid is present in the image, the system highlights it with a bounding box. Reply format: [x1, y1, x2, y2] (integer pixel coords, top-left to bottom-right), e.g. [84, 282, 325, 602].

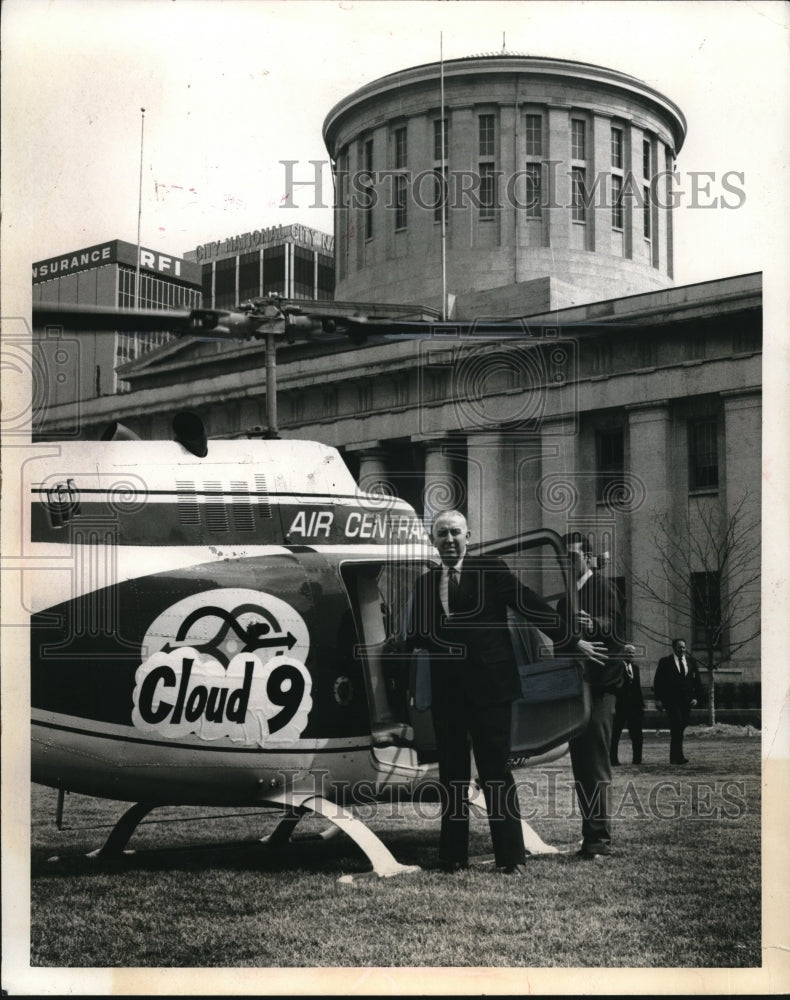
[84, 802, 156, 859]
[260, 794, 421, 882]
[467, 783, 559, 856]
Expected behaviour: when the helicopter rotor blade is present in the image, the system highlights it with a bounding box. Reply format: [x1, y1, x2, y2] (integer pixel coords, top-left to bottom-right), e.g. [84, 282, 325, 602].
[31, 302, 283, 339]
[32, 299, 564, 345]
[33, 302, 205, 334]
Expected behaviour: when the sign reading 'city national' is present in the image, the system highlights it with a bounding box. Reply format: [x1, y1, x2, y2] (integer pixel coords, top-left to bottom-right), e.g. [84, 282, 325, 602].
[194, 223, 334, 261]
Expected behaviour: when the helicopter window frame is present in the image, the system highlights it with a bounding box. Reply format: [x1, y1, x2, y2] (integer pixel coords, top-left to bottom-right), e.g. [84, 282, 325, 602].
[339, 557, 434, 731]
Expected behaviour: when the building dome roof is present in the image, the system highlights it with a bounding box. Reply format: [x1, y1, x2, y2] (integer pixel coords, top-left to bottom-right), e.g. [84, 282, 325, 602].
[324, 53, 686, 154]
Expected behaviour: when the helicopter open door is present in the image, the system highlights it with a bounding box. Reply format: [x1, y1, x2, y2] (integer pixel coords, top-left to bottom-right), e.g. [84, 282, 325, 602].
[472, 530, 590, 762]
[339, 559, 432, 755]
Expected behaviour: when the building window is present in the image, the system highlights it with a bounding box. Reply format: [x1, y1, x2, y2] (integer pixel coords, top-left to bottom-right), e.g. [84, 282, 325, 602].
[691, 571, 721, 648]
[611, 127, 623, 170]
[118, 267, 200, 311]
[364, 138, 374, 240]
[571, 167, 587, 223]
[571, 119, 586, 160]
[200, 264, 213, 305]
[395, 174, 408, 230]
[392, 126, 408, 231]
[688, 418, 719, 490]
[596, 428, 625, 502]
[525, 114, 542, 156]
[238, 250, 260, 302]
[525, 163, 541, 219]
[316, 254, 335, 300]
[643, 186, 651, 238]
[479, 162, 497, 220]
[394, 126, 407, 169]
[611, 175, 624, 229]
[293, 245, 314, 299]
[479, 114, 495, 157]
[262, 244, 285, 296]
[433, 118, 449, 162]
[214, 256, 237, 309]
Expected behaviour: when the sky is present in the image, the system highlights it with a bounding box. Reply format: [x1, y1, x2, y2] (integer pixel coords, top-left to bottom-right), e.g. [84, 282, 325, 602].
[2, 0, 789, 296]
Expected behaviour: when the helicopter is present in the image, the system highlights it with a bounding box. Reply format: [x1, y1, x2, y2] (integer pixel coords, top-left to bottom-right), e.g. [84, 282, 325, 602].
[28, 297, 592, 882]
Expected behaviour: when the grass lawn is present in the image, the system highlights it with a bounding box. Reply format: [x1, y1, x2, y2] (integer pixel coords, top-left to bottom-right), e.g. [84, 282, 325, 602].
[29, 730, 760, 968]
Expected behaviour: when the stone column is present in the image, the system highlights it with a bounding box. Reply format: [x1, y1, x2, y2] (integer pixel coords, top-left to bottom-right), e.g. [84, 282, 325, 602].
[465, 432, 543, 545]
[346, 441, 390, 495]
[626, 123, 645, 262]
[722, 390, 761, 506]
[447, 105, 473, 259]
[546, 106, 571, 252]
[590, 112, 611, 254]
[722, 390, 762, 677]
[499, 102, 517, 251]
[417, 435, 461, 530]
[534, 415, 581, 538]
[652, 137, 667, 274]
[627, 401, 672, 658]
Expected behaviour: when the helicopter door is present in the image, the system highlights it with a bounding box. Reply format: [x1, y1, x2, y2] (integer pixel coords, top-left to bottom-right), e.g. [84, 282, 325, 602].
[340, 560, 434, 754]
[471, 532, 591, 759]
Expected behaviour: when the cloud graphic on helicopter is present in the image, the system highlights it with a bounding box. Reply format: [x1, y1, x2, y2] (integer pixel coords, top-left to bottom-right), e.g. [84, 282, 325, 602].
[144, 589, 310, 666]
[161, 603, 298, 666]
[134, 589, 313, 747]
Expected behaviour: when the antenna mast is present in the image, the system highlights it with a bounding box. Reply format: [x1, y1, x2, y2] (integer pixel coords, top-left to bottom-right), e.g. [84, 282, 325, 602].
[440, 33, 447, 321]
[135, 108, 146, 309]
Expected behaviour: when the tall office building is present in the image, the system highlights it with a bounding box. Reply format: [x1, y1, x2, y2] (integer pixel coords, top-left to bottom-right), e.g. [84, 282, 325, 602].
[185, 223, 335, 308]
[32, 238, 202, 402]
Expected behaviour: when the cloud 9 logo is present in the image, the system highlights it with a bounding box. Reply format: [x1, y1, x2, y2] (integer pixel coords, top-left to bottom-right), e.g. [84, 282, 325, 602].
[131, 589, 312, 747]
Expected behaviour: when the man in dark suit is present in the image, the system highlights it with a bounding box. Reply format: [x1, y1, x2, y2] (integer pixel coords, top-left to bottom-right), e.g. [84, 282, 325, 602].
[406, 511, 606, 875]
[557, 532, 625, 859]
[653, 638, 704, 764]
[610, 643, 644, 765]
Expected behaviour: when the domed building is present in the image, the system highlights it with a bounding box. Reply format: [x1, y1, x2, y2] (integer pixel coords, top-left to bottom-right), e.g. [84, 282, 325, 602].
[323, 54, 686, 315]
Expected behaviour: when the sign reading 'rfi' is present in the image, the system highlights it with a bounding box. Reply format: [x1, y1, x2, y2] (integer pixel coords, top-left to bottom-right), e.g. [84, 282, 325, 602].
[32, 239, 202, 286]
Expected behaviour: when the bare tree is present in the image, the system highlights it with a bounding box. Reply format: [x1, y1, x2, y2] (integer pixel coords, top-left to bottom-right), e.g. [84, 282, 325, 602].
[630, 492, 760, 725]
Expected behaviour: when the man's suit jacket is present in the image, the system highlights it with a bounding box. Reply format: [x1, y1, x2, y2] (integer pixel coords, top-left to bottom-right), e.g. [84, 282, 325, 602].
[405, 555, 563, 709]
[615, 660, 645, 716]
[556, 571, 624, 692]
[653, 653, 704, 709]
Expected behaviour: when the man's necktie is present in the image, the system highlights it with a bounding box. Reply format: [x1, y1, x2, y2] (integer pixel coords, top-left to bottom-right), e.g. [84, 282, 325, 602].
[448, 568, 460, 611]
[625, 663, 633, 680]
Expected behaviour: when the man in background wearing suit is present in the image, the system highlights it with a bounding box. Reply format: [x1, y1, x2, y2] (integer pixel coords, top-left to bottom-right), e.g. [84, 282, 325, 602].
[610, 643, 644, 765]
[653, 638, 704, 764]
[406, 511, 606, 875]
[558, 532, 625, 860]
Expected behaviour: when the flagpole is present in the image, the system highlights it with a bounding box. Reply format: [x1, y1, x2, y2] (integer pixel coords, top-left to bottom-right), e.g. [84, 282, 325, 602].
[440, 34, 447, 321]
[135, 107, 146, 309]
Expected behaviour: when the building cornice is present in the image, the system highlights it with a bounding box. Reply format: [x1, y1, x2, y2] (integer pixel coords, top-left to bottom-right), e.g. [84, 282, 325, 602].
[324, 54, 687, 155]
